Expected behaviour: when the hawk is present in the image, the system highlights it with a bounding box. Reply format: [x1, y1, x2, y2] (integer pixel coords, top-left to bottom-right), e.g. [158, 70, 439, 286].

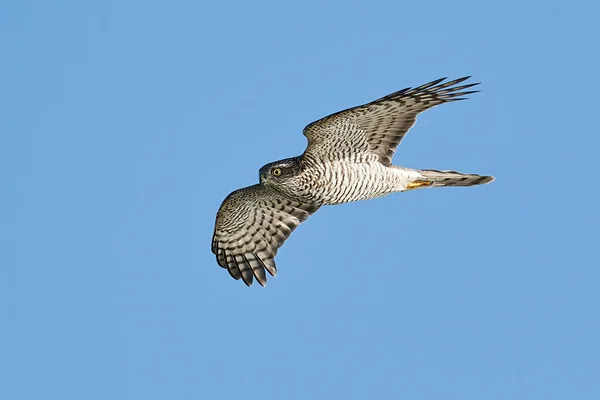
[212, 76, 494, 287]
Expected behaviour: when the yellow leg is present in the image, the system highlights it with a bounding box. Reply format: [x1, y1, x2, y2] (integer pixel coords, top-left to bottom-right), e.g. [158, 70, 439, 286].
[405, 179, 433, 191]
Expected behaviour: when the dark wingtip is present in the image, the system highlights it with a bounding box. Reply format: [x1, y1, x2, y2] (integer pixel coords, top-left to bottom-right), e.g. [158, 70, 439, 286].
[242, 276, 253, 287]
[419, 77, 448, 90]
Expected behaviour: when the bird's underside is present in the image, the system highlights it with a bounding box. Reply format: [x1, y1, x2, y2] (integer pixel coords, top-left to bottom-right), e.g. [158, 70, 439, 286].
[211, 76, 494, 287]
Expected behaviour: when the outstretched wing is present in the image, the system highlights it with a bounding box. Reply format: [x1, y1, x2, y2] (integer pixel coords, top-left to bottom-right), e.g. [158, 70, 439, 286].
[212, 184, 319, 287]
[302, 77, 479, 166]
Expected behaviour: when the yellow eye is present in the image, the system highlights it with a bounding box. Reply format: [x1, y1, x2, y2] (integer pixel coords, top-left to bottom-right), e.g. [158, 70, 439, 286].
[271, 168, 282, 177]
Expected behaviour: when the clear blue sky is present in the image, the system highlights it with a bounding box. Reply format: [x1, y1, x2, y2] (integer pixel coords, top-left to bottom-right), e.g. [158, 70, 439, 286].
[2, 1, 599, 399]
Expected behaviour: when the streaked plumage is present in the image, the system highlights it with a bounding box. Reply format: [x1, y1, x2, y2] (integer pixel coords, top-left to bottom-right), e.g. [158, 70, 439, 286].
[212, 76, 494, 287]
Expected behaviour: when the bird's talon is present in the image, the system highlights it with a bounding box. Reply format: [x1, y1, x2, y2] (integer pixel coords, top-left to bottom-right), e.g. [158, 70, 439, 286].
[406, 180, 433, 191]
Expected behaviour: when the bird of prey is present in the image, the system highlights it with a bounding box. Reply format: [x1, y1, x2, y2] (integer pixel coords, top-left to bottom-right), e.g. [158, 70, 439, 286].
[212, 76, 494, 287]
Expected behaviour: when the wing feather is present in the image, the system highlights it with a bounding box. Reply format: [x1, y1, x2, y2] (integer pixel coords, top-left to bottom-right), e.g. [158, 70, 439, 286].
[212, 185, 319, 287]
[302, 77, 479, 166]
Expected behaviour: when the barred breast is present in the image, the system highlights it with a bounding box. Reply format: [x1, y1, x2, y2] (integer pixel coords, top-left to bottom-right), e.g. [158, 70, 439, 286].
[296, 160, 415, 205]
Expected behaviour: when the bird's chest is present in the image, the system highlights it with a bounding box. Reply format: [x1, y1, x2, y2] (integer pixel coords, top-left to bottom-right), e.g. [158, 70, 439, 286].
[295, 161, 391, 205]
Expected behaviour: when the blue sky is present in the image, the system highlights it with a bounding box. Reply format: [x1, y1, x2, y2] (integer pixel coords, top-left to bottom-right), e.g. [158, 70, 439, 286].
[2, 0, 599, 399]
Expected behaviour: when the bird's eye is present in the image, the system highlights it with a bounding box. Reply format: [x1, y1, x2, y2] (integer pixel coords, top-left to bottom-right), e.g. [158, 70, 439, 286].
[271, 168, 282, 177]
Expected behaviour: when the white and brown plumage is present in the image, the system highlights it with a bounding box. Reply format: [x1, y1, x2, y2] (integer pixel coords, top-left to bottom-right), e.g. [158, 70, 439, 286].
[212, 77, 494, 287]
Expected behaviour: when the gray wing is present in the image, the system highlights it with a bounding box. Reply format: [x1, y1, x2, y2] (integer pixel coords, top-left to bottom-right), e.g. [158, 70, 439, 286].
[212, 184, 319, 287]
[302, 77, 479, 166]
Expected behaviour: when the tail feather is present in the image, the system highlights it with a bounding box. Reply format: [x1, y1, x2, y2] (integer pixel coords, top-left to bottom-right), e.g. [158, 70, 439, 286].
[418, 169, 495, 187]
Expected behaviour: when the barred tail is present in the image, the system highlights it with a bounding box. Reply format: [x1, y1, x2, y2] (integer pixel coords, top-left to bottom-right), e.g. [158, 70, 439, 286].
[418, 169, 495, 187]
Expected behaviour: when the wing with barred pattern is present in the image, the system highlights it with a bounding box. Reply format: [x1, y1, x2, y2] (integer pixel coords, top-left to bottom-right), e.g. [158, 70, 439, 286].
[212, 184, 319, 287]
[302, 77, 479, 166]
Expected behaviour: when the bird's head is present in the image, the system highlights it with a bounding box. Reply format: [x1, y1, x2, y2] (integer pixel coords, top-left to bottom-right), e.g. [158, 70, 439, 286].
[259, 157, 301, 186]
